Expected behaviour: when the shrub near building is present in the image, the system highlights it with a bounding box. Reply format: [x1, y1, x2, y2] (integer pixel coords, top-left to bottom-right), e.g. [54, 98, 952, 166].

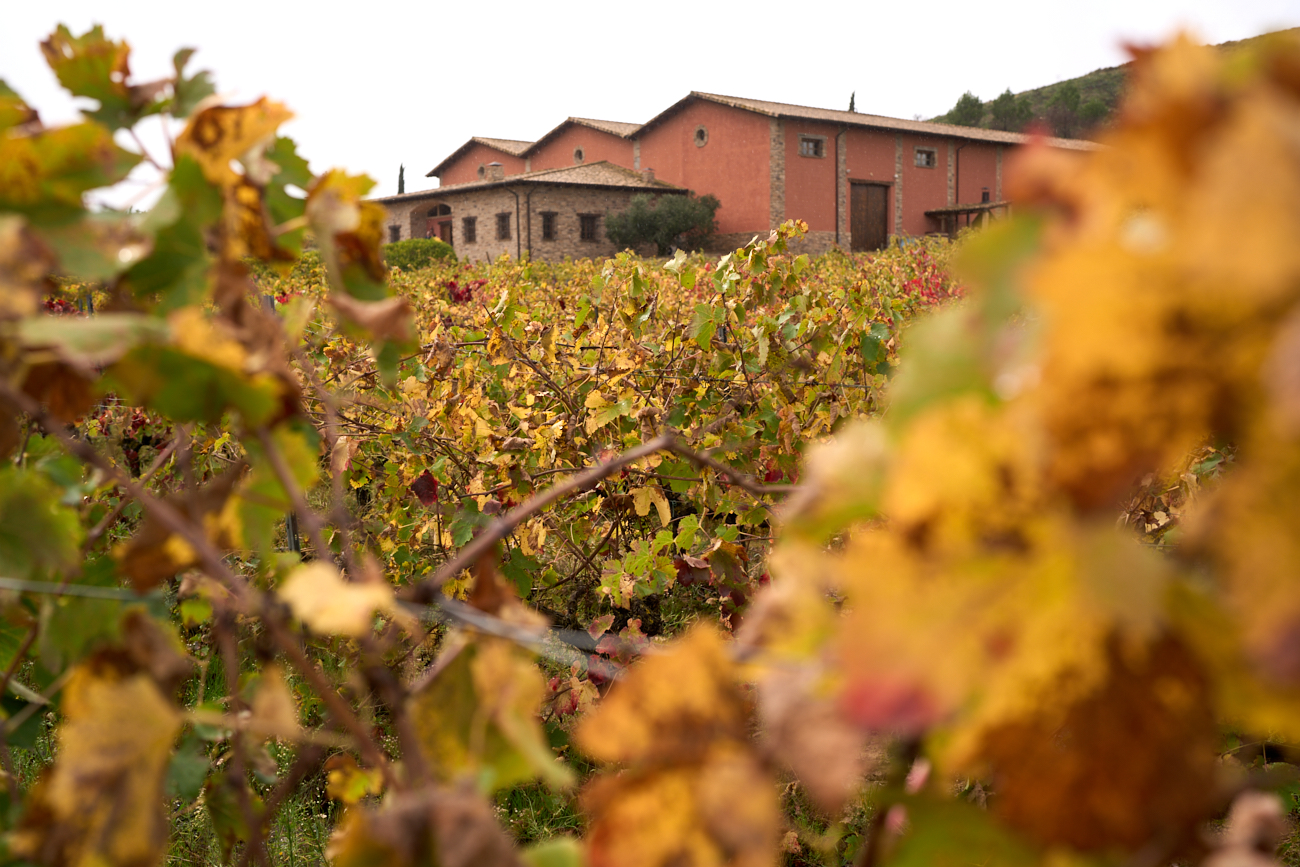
[604, 192, 720, 255]
[382, 237, 456, 270]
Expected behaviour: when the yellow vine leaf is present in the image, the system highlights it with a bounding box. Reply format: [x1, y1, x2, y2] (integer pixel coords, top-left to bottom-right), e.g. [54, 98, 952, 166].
[324, 754, 385, 805]
[631, 485, 671, 527]
[577, 626, 778, 867]
[279, 562, 393, 637]
[745, 31, 1300, 855]
[408, 637, 572, 792]
[11, 657, 181, 867]
[248, 663, 301, 741]
[174, 97, 293, 189]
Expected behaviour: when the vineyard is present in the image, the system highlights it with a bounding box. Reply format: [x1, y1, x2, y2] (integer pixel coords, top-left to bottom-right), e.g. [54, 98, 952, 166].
[2, 22, 1300, 867]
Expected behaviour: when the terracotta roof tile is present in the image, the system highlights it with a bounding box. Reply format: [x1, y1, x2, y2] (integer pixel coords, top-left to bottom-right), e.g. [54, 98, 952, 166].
[471, 136, 533, 155]
[568, 117, 640, 137]
[376, 161, 682, 204]
[639, 91, 1100, 150]
[521, 117, 640, 157]
[426, 136, 534, 178]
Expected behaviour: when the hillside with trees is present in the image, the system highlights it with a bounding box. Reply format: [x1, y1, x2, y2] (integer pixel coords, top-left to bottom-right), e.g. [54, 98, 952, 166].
[934, 27, 1298, 138]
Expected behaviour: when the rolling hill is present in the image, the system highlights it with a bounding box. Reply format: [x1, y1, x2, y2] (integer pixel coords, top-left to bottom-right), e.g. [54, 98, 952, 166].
[932, 27, 1298, 138]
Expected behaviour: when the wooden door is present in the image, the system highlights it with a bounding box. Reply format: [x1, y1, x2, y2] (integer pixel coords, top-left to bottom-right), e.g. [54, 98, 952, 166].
[438, 220, 452, 245]
[850, 183, 889, 251]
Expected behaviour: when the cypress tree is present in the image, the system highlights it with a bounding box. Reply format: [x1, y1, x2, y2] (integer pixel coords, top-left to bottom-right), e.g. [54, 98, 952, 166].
[398, 163, 405, 195]
[849, 91, 856, 112]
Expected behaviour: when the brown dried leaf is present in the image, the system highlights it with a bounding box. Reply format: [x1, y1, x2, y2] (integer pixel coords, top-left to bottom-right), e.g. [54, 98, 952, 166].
[757, 668, 874, 814]
[1264, 307, 1300, 438]
[306, 171, 388, 294]
[10, 653, 181, 867]
[120, 608, 193, 695]
[0, 402, 20, 461]
[976, 634, 1218, 852]
[0, 215, 54, 320]
[330, 434, 358, 477]
[19, 360, 96, 423]
[328, 292, 415, 344]
[467, 549, 512, 617]
[327, 784, 523, 867]
[117, 462, 245, 591]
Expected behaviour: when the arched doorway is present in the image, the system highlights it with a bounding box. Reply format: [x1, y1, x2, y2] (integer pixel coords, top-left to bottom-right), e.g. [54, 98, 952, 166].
[426, 203, 452, 244]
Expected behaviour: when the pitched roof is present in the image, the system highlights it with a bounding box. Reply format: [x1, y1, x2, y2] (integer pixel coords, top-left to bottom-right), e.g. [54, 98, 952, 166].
[637, 91, 1100, 150]
[569, 117, 641, 137]
[473, 136, 533, 155]
[375, 161, 683, 204]
[521, 117, 639, 157]
[426, 136, 534, 178]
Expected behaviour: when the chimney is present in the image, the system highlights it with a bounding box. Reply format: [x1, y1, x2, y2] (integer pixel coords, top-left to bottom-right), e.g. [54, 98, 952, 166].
[486, 162, 505, 182]
[640, 167, 655, 183]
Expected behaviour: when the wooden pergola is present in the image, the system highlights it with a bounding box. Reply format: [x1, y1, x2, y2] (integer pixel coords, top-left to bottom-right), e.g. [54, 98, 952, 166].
[925, 201, 1011, 238]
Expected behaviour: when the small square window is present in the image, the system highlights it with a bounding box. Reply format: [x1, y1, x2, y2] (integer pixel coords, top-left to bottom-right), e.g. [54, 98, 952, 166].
[541, 212, 557, 241]
[914, 147, 937, 168]
[496, 212, 511, 241]
[462, 216, 477, 243]
[579, 214, 599, 242]
[388, 226, 400, 243]
[798, 136, 825, 158]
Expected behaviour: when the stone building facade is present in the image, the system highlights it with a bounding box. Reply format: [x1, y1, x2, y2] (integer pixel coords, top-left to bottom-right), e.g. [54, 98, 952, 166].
[375, 162, 684, 263]
[397, 91, 1098, 260]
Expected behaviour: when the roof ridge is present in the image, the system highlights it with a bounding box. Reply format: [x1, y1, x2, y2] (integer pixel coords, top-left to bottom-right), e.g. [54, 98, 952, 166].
[377, 160, 679, 203]
[680, 90, 1097, 149]
[427, 135, 535, 177]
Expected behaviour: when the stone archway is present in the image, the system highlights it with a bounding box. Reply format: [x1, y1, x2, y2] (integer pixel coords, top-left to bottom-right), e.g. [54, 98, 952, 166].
[425, 203, 452, 243]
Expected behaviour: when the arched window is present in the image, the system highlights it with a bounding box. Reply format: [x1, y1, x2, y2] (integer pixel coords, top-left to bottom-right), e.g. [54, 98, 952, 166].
[477, 164, 485, 179]
[573, 147, 584, 164]
[694, 126, 708, 147]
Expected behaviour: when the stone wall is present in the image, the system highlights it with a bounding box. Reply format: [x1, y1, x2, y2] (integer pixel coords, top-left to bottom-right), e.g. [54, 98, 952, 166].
[893, 134, 904, 238]
[385, 188, 525, 260]
[380, 185, 685, 263]
[702, 231, 764, 253]
[769, 117, 785, 229]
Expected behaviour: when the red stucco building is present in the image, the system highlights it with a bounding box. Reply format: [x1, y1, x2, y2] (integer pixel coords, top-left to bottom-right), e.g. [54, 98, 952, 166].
[385, 91, 1095, 259]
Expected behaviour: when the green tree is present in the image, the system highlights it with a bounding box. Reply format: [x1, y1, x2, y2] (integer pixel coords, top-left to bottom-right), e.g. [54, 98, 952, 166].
[605, 192, 721, 255]
[1079, 98, 1109, 132]
[849, 91, 856, 112]
[398, 162, 405, 194]
[1046, 82, 1082, 137]
[988, 88, 1034, 131]
[943, 91, 984, 127]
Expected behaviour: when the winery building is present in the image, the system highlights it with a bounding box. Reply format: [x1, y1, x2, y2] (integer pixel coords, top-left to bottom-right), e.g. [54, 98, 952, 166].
[375, 92, 1096, 261]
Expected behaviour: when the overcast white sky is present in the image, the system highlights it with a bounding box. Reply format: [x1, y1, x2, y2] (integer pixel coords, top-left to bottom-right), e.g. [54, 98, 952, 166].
[3, 0, 1297, 202]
